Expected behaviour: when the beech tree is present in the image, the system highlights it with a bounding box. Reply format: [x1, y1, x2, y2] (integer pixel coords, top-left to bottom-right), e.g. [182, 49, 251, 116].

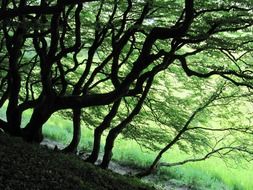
[1, 0, 253, 170]
[136, 81, 253, 177]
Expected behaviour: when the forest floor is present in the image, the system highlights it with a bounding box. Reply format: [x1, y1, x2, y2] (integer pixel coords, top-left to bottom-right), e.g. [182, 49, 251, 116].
[41, 138, 191, 190]
[0, 132, 156, 190]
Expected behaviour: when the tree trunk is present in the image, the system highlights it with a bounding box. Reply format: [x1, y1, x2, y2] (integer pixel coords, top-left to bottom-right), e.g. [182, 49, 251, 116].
[100, 77, 153, 169]
[5, 25, 26, 136]
[22, 100, 53, 143]
[85, 127, 103, 163]
[6, 103, 22, 136]
[100, 129, 118, 169]
[62, 108, 81, 153]
[135, 156, 161, 178]
[86, 100, 121, 164]
[22, 118, 44, 143]
[6, 48, 22, 136]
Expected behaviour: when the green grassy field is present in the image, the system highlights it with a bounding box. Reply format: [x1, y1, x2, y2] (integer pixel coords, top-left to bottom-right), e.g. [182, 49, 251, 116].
[1, 108, 252, 190]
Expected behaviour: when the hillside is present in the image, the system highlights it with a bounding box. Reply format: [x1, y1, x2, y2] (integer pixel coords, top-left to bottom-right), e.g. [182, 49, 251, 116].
[0, 132, 155, 190]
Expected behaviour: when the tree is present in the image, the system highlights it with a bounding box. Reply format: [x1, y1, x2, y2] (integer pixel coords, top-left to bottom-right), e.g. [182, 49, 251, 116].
[136, 81, 253, 177]
[0, 0, 253, 170]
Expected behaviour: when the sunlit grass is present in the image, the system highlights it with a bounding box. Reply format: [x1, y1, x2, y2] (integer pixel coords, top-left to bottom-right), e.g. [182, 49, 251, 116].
[188, 158, 253, 190]
[114, 140, 230, 189]
[107, 135, 253, 189]
[79, 127, 94, 151]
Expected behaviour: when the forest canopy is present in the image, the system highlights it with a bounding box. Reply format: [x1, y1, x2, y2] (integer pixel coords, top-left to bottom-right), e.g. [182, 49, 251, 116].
[1, 0, 253, 175]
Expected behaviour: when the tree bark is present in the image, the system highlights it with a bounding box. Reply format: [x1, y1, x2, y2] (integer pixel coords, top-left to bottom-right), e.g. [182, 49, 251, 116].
[86, 99, 121, 163]
[62, 108, 81, 153]
[4, 22, 26, 136]
[85, 127, 103, 163]
[100, 128, 118, 169]
[22, 98, 54, 142]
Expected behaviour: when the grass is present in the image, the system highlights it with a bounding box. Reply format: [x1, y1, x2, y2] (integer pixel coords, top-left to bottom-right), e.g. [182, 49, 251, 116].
[1, 108, 253, 190]
[113, 140, 233, 190]
[187, 159, 253, 190]
[106, 133, 253, 190]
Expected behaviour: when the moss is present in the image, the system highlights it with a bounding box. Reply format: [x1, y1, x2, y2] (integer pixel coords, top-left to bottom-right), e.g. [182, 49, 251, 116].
[0, 133, 155, 190]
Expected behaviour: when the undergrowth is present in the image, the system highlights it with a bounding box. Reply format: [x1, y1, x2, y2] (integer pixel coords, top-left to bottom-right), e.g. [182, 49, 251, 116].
[0, 132, 155, 190]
